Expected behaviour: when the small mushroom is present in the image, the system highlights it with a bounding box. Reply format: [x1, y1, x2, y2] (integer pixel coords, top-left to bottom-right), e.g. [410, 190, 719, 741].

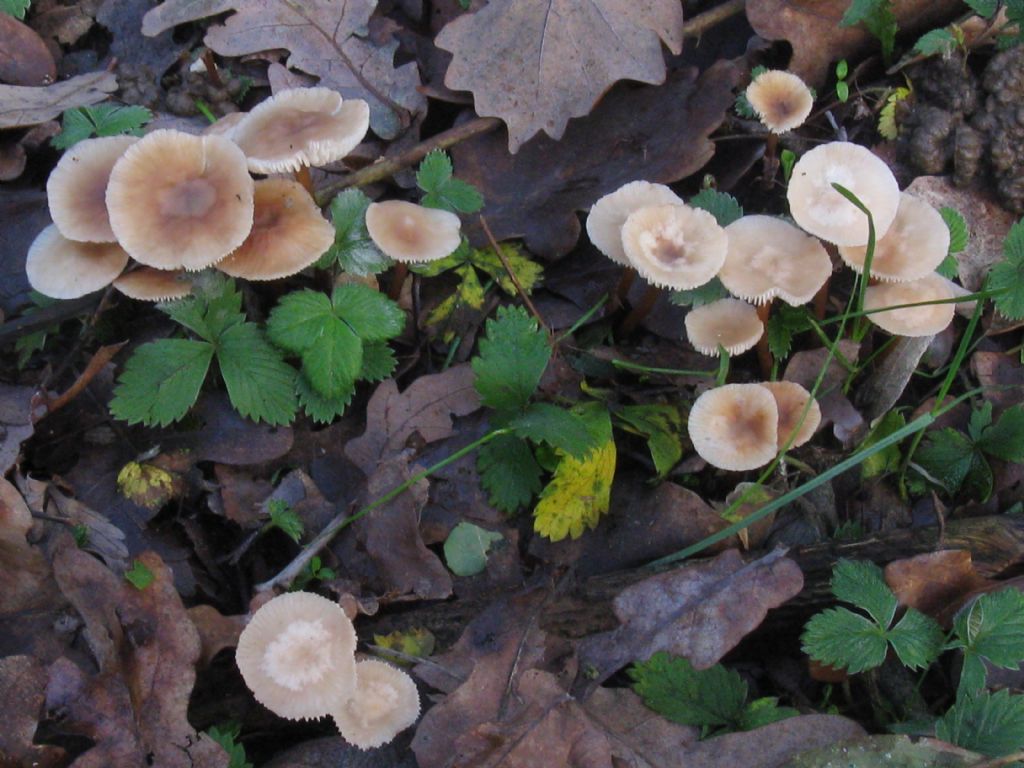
[745, 70, 814, 134]
[235, 591, 358, 721]
[864, 273, 955, 337]
[587, 181, 684, 267]
[106, 130, 255, 271]
[366, 199, 461, 263]
[687, 383, 779, 471]
[620, 203, 727, 290]
[25, 224, 129, 299]
[758, 381, 821, 449]
[838, 193, 950, 282]
[217, 178, 336, 281]
[46, 135, 138, 243]
[684, 298, 764, 356]
[113, 267, 193, 301]
[787, 141, 901, 246]
[331, 659, 420, 750]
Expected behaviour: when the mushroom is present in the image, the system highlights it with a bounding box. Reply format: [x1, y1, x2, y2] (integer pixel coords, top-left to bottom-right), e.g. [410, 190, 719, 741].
[837, 193, 950, 282]
[787, 141, 901, 246]
[758, 381, 821, 449]
[745, 70, 814, 134]
[106, 130, 255, 271]
[331, 659, 420, 750]
[235, 591, 358, 721]
[217, 178, 336, 281]
[687, 383, 779, 471]
[863, 273, 956, 337]
[46, 135, 138, 243]
[113, 267, 193, 301]
[25, 224, 129, 299]
[684, 298, 764, 357]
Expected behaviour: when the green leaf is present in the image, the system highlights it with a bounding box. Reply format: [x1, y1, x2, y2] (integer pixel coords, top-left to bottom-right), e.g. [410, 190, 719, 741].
[301, 317, 361, 399]
[359, 342, 397, 382]
[952, 589, 1024, 683]
[426, 263, 487, 332]
[266, 290, 335, 353]
[417, 149, 484, 213]
[0, 0, 29, 17]
[614, 404, 683, 478]
[989, 219, 1024, 319]
[738, 698, 799, 731]
[937, 690, 1024, 757]
[161, 276, 243, 341]
[878, 87, 910, 140]
[266, 500, 304, 544]
[780, 149, 797, 183]
[734, 66, 768, 118]
[766, 304, 814, 360]
[936, 254, 960, 279]
[977, 405, 1024, 462]
[124, 559, 155, 590]
[510, 402, 598, 459]
[296, 373, 353, 424]
[443, 522, 504, 576]
[914, 428, 990, 498]
[860, 410, 907, 479]
[217, 323, 298, 425]
[832, 559, 897, 628]
[469, 243, 544, 296]
[887, 608, 944, 670]
[110, 339, 214, 426]
[941, 207, 969, 255]
[840, 0, 898, 61]
[332, 283, 405, 341]
[963, 0, 998, 18]
[477, 434, 543, 513]
[670, 278, 729, 309]
[968, 401, 993, 442]
[52, 104, 152, 149]
[629, 652, 748, 730]
[323, 189, 391, 275]
[472, 305, 551, 414]
[416, 148, 454, 192]
[688, 188, 743, 227]
[913, 28, 957, 56]
[206, 724, 253, 768]
[836, 80, 850, 103]
[802, 607, 890, 674]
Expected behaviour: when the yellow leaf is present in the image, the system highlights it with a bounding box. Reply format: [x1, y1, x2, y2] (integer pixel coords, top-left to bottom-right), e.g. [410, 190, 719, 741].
[116, 461, 181, 510]
[878, 86, 910, 140]
[373, 628, 436, 664]
[426, 263, 486, 339]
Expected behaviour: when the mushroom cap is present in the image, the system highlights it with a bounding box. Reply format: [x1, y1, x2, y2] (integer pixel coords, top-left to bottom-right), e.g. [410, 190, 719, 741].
[365, 200, 461, 263]
[113, 267, 193, 301]
[202, 111, 246, 138]
[687, 383, 779, 471]
[745, 70, 814, 134]
[864, 273, 955, 337]
[787, 142, 900, 247]
[236, 591, 358, 721]
[47, 135, 138, 243]
[331, 659, 420, 750]
[684, 298, 764, 356]
[838, 193, 950, 282]
[231, 87, 370, 174]
[106, 130, 255, 271]
[759, 381, 821, 449]
[217, 179, 335, 281]
[586, 181, 684, 266]
[620, 204, 728, 290]
[719, 215, 832, 305]
[26, 224, 129, 299]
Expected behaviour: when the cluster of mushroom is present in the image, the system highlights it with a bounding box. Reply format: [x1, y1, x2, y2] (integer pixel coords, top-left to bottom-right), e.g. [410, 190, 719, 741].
[236, 591, 420, 750]
[25, 87, 370, 301]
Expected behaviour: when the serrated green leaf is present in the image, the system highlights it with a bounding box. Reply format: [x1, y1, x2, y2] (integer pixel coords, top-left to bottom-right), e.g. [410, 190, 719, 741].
[887, 608, 944, 670]
[124, 559, 155, 590]
[417, 149, 484, 213]
[206, 724, 252, 768]
[878, 86, 910, 140]
[689, 189, 743, 227]
[937, 690, 1024, 757]
[331, 283, 405, 341]
[359, 342, 397, 382]
[990, 219, 1024, 319]
[860, 410, 906, 479]
[161, 276, 243, 341]
[300, 317, 361, 399]
[266, 290, 335, 353]
[968, 401, 993, 442]
[444, 522, 503, 577]
[738, 698, 799, 731]
[913, 28, 957, 56]
[0, 0, 30, 18]
[840, 0, 898, 61]
[217, 323, 298, 425]
[832, 559, 898, 627]
[323, 189, 391, 275]
[977, 404, 1024, 462]
[416, 149, 453, 192]
[964, 0, 998, 17]
[110, 339, 214, 427]
[472, 305, 550, 414]
[941, 207, 969, 255]
[477, 434, 543, 513]
[510, 402, 598, 459]
[915, 428, 990, 498]
[614, 404, 683, 478]
[629, 652, 748, 730]
[409, 243, 468, 277]
[670, 278, 729, 308]
[734, 66, 768, 118]
[802, 607, 890, 674]
[953, 589, 1024, 677]
[469, 243, 544, 296]
[52, 104, 152, 150]
[766, 304, 814, 360]
[296, 373, 353, 424]
[267, 501, 304, 543]
[936, 254, 960, 279]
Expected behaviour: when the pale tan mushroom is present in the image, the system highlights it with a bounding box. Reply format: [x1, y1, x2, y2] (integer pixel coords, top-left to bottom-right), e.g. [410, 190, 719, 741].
[620, 203, 727, 290]
[235, 591, 358, 721]
[231, 87, 370, 174]
[864, 273, 955, 337]
[687, 383, 779, 471]
[331, 659, 420, 750]
[684, 298, 764, 356]
[759, 381, 821, 449]
[26, 224, 129, 299]
[745, 70, 814, 134]
[46, 135, 138, 243]
[202, 112, 246, 138]
[217, 179, 335, 281]
[106, 130, 254, 271]
[586, 181, 684, 267]
[838, 193, 950, 282]
[365, 200, 461, 263]
[113, 267, 193, 301]
[719, 215, 832, 305]
[787, 142, 900, 247]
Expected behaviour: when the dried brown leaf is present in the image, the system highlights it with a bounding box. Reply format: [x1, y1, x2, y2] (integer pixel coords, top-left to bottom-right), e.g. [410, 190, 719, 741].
[435, 0, 684, 152]
[885, 550, 990, 625]
[187, 604, 245, 667]
[971, 351, 1024, 417]
[141, 0, 424, 139]
[784, 734, 981, 767]
[0, 655, 65, 767]
[0, 71, 117, 129]
[0, 383, 34, 475]
[0, 15, 56, 86]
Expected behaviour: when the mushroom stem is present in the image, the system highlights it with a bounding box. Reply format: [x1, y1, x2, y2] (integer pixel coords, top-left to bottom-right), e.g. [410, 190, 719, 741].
[387, 262, 408, 302]
[609, 267, 637, 312]
[202, 50, 224, 88]
[760, 133, 780, 190]
[618, 284, 660, 336]
[295, 165, 315, 197]
[813, 276, 830, 320]
[755, 300, 774, 378]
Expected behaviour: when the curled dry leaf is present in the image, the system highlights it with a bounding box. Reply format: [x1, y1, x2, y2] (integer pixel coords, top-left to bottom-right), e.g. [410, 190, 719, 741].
[0, 14, 56, 86]
[187, 604, 246, 667]
[884, 550, 991, 625]
[435, 0, 684, 152]
[0, 70, 117, 129]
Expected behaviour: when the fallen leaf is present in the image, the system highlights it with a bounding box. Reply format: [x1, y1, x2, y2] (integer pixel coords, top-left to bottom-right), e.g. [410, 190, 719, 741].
[435, 0, 683, 152]
[187, 604, 245, 667]
[574, 548, 804, 693]
[745, 0, 961, 88]
[0, 139, 26, 180]
[30, 0, 99, 45]
[97, 0, 181, 82]
[0, 14, 56, 86]
[0, 188, 48, 314]
[141, 0, 425, 139]
[0, 70, 117, 129]
[0, 655, 65, 767]
[885, 550, 991, 625]
[971, 351, 1024, 417]
[451, 60, 741, 258]
[0, 383, 35, 475]
[784, 342, 863, 444]
[784, 734, 981, 767]
[345, 363, 481, 475]
[162, 394, 295, 465]
[262, 734, 418, 768]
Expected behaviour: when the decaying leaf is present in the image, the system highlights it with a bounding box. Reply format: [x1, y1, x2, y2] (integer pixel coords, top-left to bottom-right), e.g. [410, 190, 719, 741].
[574, 549, 804, 693]
[784, 735, 981, 767]
[435, 0, 684, 152]
[885, 550, 991, 625]
[187, 605, 245, 667]
[0, 14, 57, 86]
[0, 384, 35, 476]
[452, 60, 741, 258]
[0, 70, 117, 129]
[141, 0, 424, 138]
[0, 655, 64, 766]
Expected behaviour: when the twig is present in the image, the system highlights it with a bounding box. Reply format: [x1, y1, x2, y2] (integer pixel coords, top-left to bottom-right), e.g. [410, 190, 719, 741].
[39, 342, 126, 419]
[479, 214, 548, 334]
[682, 0, 746, 39]
[0, 295, 100, 344]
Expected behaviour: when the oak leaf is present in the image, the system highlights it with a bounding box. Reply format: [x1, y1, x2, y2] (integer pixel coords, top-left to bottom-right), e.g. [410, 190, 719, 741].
[0, 70, 116, 129]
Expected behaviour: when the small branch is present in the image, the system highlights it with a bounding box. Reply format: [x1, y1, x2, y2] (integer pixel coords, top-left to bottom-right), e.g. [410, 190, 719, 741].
[39, 342, 126, 419]
[479, 214, 548, 335]
[682, 0, 746, 39]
